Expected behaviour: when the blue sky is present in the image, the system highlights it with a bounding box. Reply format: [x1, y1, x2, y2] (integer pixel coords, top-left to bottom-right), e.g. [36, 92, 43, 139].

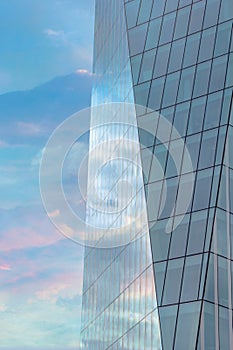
[0, 0, 94, 94]
[0, 0, 94, 348]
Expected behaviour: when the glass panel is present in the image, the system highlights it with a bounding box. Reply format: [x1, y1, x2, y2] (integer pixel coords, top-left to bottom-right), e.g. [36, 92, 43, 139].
[174, 301, 201, 350]
[173, 6, 191, 40]
[159, 176, 179, 219]
[148, 76, 165, 110]
[219, 0, 233, 22]
[221, 88, 232, 125]
[185, 133, 201, 171]
[150, 143, 168, 182]
[168, 38, 185, 73]
[153, 261, 166, 305]
[137, 0, 153, 25]
[174, 172, 194, 215]
[177, 66, 195, 102]
[183, 32, 201, 68]
[159, 305, 178, 350]
[218, 256, 229, 307]
[171, 101, 190, 138]
[204, 208, 215, 251]
[187, 210, 208, 255]
[179, 0, 192, 7]
[163, 258, 184, 304]
[165, 0, 179, 13]
[137, 111, 158, 148]
[219, 306, 230, 350]
[193, 61, 211, 98]
[204, 91, 223, 130]
[162, 71, 180, 107]
[225, 53, 233, 88]
[169, 214, 190, 259]
[134, 81, 150, 108]
[204, 253, 215, 303]
[125, 0, 140, 29]
[203, 0, 221, 29]
[145, 17, 162, 50]
[166, 139, 183, 178]
[198, 253, 208, 298]
[151, 0, 166, 19]
[200, 302, 216, 350]
[159, 12, 176, 45]
[130, 54, 142, 85]
[214, 21, 232, 57]
[209, 55, 228, 93]
[145, 180, 162, 220]
[180, 255, 202, 302]
[150, 218, 171, 262]
[193, 168, 213, 211]
[187, 96, 206, 134]
[226, 127, 233, 168]
[188, 1, 205, 35]
[215, 126, 227, 166]
[139, 49, 156, 83]
[128, 22, 148, 55]
[218, 166, 228, 211]
[158, 106, 174, 142]
[198, 27, 216, 63]
[198, 129, 218, 170]
[153, 43, 171, 78]
[141, 147, 153, 183]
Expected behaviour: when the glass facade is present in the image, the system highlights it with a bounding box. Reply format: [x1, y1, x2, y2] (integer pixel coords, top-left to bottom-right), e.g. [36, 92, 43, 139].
[125, 0, 233, 349]
[81, 0, 233, 349]
[80, 1, 161, 349]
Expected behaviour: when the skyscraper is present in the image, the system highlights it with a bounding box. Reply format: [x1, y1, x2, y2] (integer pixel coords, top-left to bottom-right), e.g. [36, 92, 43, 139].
[81, 0, 233, 349]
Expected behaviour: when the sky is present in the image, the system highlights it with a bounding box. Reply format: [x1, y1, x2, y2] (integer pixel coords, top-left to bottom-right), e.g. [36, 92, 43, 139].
[0, 0, 94, 348]
[0, 0, 94, 94]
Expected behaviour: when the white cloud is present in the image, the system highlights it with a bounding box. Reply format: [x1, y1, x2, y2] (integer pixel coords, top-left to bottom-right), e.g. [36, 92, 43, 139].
[44, 28, 64, 37]
[30, 147, 45, 168]
[75, 69, 92, 76]
[17, 121, 44, 136]
[35, 283, 71, 303]
[48, 209, 60, 218]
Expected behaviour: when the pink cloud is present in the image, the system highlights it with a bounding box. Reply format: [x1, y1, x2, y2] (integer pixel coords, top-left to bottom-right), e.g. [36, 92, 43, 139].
[0, 226, 62, 252]
[0, 264, 12, 271]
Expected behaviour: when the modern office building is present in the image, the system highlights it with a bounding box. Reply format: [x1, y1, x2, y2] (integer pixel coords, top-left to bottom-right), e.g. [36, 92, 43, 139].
[81, 0, 233, 349]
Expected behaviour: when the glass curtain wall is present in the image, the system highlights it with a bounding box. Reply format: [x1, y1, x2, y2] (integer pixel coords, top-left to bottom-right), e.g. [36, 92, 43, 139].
[80, 1, 162, 349]
[124, 0, 233, 349]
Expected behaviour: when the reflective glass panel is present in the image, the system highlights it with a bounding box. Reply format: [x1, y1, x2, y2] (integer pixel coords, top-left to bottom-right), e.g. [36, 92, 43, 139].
[163, 258, 184, 304]
[159, 12, 176, 45]
[193, 61, 211, 98]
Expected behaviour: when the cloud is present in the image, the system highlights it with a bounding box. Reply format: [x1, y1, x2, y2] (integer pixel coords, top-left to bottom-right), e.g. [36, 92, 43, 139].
[43, 28, 70, 47]
[30, 147, 45, 168]
[75, 68, 93, 76]
[44, 28, 64, 37]
[0, 264, 12, 271]
[0, 226, 62, 252]
[48, 209, 60, 218]
[35, 283, 71, 303]
[16, 122, 44, 136]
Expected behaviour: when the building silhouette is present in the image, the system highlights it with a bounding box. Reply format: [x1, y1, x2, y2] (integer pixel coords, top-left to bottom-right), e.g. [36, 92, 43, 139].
[81, 0, 233, 349]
